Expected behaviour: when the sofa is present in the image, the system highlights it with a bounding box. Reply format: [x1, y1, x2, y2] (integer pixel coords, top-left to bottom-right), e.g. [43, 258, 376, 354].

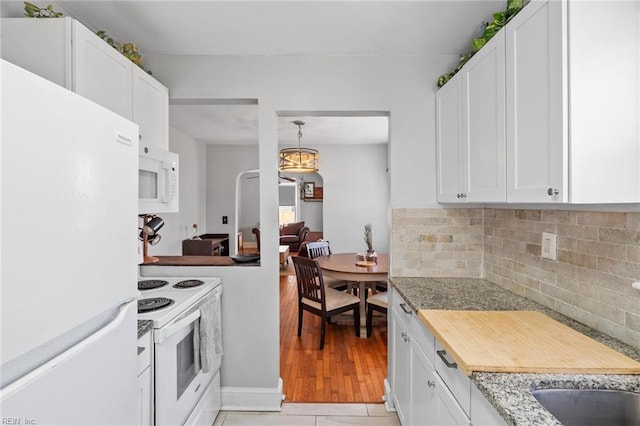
[251, 221, 309, 252]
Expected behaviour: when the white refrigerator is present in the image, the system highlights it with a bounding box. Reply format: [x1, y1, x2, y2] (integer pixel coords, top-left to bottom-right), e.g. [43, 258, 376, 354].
[0, 60, 139, 424]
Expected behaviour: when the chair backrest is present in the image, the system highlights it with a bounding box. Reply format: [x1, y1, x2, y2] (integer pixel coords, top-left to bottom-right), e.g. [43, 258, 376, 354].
[305, 240, 331, 259]
[292, 256, 327, 310]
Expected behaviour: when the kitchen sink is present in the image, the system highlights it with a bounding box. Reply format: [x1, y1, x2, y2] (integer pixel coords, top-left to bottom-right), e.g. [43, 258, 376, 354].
[531, 388, 640, 426]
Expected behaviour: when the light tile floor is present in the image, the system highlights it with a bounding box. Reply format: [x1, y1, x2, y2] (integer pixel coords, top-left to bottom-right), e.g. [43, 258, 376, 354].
[213, 403, 400, 426]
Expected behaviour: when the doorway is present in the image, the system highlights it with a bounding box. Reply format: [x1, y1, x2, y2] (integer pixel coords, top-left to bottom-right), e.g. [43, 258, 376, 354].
[277, 112, 390, 402]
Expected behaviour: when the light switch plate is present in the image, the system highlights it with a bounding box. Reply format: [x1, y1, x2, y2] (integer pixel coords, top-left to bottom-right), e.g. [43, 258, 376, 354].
[541, 232, 557, 260]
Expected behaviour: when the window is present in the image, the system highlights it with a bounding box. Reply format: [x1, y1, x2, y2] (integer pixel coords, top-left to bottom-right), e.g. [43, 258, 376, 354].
[279, 183, 298, 225]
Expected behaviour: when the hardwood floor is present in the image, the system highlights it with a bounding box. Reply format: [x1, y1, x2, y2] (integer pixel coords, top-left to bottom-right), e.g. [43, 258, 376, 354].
[279, 274, 388, 403]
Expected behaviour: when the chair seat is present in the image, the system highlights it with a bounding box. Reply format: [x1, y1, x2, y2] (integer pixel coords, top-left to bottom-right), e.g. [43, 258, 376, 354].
[302, 287, 359, 312]
[324, 276, 349, 289]
[367, 291, 388, 309]
[280, 235, 298, 244]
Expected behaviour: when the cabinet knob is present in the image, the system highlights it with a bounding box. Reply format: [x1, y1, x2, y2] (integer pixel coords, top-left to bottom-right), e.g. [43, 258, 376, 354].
[427, 380, 435, 388]
[547, 188, 559, 196]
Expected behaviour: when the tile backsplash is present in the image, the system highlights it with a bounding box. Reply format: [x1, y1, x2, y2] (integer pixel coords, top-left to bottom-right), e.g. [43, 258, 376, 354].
[391, 208, 640, 349]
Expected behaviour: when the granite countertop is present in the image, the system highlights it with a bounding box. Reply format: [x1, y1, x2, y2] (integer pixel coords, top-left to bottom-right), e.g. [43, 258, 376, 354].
[390, 277, 640, 426]
[137, 319, 153, 339]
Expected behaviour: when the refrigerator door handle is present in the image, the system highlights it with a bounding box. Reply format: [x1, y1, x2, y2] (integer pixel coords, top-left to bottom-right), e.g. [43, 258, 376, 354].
[0, 300, 135, 399]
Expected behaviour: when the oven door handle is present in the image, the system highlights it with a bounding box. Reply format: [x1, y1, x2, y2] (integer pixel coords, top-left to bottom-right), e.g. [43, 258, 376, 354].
[154, 309, 201, 344]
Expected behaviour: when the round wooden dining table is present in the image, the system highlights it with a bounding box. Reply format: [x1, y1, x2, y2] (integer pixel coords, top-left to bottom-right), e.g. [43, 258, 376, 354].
[315, 253, 388, 338]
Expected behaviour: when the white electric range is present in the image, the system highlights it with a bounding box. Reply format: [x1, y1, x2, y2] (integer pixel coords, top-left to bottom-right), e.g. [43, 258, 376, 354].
[137, 277, 222, 426]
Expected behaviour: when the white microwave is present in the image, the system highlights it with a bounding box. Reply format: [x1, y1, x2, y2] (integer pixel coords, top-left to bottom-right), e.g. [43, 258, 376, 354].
[138, 144, 179, 214]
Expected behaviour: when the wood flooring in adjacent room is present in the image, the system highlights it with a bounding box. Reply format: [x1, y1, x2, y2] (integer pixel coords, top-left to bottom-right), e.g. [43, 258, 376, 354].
[279, 272, 388, 403]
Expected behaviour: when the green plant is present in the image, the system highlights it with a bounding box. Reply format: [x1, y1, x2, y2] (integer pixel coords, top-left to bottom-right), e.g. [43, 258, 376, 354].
[24, 2, 63, 18]
[437, 0, 526, 87]
[96, 30, 150, 74]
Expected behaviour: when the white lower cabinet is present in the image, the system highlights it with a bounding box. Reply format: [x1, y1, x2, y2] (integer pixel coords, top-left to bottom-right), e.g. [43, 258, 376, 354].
[137, 332, 153, 426]
[389, 288, 506, 426]
[390, 304, 412, 424]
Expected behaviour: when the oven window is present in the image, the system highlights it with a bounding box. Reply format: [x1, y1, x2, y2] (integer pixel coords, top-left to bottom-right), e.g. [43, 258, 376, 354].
[176, 329, 197, 399]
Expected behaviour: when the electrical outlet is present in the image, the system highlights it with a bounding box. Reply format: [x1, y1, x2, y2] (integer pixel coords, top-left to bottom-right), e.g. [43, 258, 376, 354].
[222, 216, 228, 224]
[541, 232, 557, 260]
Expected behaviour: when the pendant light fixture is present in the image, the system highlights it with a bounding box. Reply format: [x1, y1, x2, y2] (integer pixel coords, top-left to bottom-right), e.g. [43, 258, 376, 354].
[279, 120, 319, 173]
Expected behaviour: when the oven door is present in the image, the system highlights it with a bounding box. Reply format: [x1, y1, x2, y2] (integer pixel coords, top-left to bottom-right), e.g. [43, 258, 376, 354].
[153, 294, 220, 426]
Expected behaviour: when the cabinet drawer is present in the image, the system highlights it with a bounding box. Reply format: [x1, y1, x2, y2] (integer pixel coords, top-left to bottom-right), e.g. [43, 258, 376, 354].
[390, 288, 414, 321]
[137, 332, 152, 376]
[410, 314, 435, 366]
[434, 340, 471, 417]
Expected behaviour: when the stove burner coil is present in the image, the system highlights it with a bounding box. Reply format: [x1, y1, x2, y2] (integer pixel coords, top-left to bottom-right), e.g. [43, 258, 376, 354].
[138, 297, 175, 313]
[173, 279, 205, 289]
[138, 279, 169, 290]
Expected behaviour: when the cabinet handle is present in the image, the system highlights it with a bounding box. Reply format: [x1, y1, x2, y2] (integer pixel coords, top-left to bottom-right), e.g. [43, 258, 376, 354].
[547, 188, 559, 196]
[437, 350, 458, 369]
[427, 380, 435, 388]
[399, 303, 412, 315]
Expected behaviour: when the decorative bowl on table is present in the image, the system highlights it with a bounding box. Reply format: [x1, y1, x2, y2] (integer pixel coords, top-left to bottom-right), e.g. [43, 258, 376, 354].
[230, 253, 260, 263]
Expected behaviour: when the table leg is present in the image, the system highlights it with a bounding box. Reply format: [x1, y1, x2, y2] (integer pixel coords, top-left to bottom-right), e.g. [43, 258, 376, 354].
[358, 281, 367, 338]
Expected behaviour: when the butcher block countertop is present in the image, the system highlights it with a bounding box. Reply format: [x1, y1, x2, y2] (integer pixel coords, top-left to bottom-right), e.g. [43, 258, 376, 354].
[418, 310, 640, 376]
[390, 277, 640, 426]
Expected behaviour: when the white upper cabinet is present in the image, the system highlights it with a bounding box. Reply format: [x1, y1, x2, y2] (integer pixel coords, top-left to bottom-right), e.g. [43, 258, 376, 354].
[566, 1, 639, 203]
[463, 31, 506, 203]
[133, 66, 169, 150]
[436, 31, 506, 203]
[72, 20, 133, 119]
[1, 17, 170, 151]
[436, 72, 464, 203]
[438, 0, 639, 204]
[506, 0, 639, 203]
[505, 1, 567, 202]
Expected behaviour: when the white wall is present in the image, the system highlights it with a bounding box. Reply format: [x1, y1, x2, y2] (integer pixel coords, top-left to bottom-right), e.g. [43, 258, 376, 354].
[148, 126, 207, 256]
[319, 143, 389, 253]
[205, 145, 259, 247]
[145, 53, 455, 406]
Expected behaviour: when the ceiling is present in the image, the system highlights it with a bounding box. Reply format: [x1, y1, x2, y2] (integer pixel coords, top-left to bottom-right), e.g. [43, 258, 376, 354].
[1, 0, 503, 145]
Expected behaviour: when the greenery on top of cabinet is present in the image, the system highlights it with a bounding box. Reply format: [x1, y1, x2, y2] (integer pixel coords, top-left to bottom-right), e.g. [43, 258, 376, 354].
[437, 0, 526, 88]
[22, 1, 151, 74]
[96, 31, 151, 74]
[23, 2, 62, 18]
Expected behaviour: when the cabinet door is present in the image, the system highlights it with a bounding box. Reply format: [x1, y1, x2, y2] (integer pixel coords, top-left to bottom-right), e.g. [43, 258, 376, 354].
[463, 31, 506, 202]
[391, 307, 412, 425]
[411, 342, 438, 425]
[133, 66, 169, 150]
[471, 383, 507, 426]
[137, 366, 152, 426]
[436, 72, 464, 202]
[72, 20, 133, 119]
[433, 372, 471, 426]
[505, 0, 567, 202]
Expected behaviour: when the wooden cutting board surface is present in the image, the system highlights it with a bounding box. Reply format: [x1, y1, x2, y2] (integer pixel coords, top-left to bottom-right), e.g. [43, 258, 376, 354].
[418, 310, 640, 376]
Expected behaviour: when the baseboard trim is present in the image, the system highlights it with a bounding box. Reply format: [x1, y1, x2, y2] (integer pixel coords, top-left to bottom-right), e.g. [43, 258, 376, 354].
[221, 378, 284, 412]
[383, 379, 396, 412]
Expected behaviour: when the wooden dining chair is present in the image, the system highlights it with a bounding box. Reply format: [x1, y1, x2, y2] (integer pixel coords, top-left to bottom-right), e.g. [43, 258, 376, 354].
[304, 241, 352, 293]
[292, 256, 360, 349]
[366, 291, 388, 338]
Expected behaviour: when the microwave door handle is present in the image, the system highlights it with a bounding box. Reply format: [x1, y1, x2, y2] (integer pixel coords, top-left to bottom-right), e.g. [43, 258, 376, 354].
[160, 161, 174, 203]
[154, 309, 201, 344]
